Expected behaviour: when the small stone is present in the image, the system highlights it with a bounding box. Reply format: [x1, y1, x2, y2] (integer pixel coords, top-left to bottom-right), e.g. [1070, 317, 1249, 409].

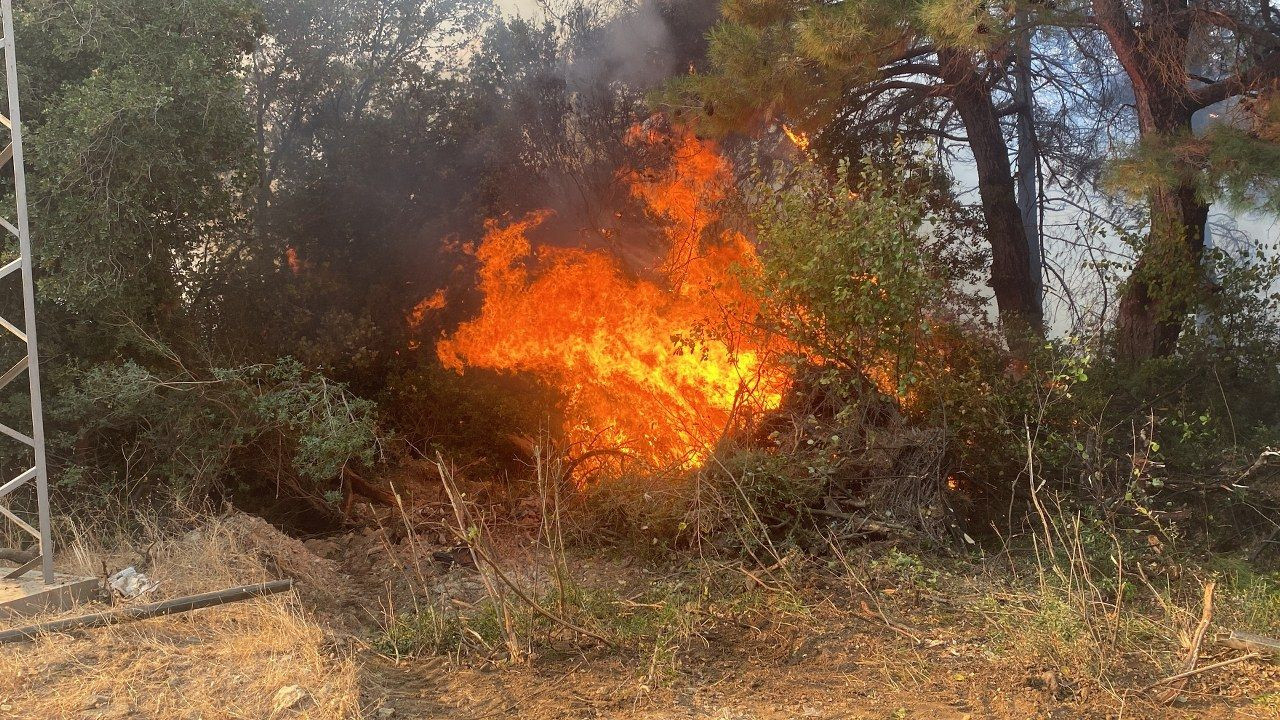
[377, 708, 396, 718]
[270, 685, 312, 717]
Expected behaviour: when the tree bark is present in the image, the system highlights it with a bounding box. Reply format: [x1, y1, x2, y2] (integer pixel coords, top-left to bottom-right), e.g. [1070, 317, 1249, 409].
[1114, 184, 1209, 361]
[1093, 0, 1211, 363]
[938, 48, 1044, 345]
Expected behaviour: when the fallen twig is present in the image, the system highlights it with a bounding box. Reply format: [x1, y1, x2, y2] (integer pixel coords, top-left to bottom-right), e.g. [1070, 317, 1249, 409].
[856, 600, 923, 643]
[808, 508, 909, 536]
[1142, 653, 1261, 692]
[737, 564, 787, 593]
[1156, 579, 1216, 703]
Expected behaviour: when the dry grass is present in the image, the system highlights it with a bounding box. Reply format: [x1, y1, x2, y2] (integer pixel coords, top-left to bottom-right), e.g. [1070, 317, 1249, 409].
[0, 514, 362, 720]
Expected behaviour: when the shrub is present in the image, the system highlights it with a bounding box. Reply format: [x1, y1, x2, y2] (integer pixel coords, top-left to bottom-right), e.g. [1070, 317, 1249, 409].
[42, 357, 383, 513]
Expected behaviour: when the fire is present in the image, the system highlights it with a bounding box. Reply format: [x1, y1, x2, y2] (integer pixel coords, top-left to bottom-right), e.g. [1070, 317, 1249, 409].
[406, 290, 447, 350]
[285, 247, 304, 274]
[435, 126, 791, 468]
[782, 124, 811, 152]
[408, 290, 447, 330]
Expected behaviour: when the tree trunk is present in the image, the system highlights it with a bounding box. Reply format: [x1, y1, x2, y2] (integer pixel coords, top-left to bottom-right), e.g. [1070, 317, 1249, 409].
[1093, 0, 1212, 363]
[938, 49, 1044, 344]
[1114, 184, 1209, 361]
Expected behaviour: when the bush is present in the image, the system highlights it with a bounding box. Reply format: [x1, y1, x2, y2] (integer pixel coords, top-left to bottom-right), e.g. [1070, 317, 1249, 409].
[1022, 247, 1280, 552]
[732, 153, 1042, 541]
[734, 155, 1280, 550]
[380, 357, 561, 474]
[745, 150, 985, 401]
[43, 357, 384, 513]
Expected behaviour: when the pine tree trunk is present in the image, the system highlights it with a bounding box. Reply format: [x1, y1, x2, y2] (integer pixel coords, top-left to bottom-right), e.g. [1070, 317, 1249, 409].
[1093, 0, 1210, 363]
[938, 49, 1044, 344]
[1114, 185, 1210, 362]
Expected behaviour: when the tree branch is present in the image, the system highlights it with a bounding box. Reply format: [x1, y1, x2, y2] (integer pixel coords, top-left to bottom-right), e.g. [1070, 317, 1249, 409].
[1191, 6, 1280, 49]
[856, 79, 945, 98]
[881, 62, 944, 78]
[1092, 0, 1145, 80]
[887, 43, 937, 63]
[1190, 50, 1280, 109]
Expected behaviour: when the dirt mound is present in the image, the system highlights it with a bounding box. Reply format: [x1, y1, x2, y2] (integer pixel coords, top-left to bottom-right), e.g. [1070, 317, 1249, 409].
[220, 512, 359, 625]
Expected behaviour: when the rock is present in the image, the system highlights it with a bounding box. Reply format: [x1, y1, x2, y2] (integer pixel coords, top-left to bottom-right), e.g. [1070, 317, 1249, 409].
[270, 685, 312, 717]
[377, 708, 396, 717]
[107, 566, 159, 599]
[431, 545, 476, 569]
[1026, 670, 1076, 700]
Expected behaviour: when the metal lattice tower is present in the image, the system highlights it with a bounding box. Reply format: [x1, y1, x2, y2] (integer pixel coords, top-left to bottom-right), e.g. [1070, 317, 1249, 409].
[0, 0, 54, 586]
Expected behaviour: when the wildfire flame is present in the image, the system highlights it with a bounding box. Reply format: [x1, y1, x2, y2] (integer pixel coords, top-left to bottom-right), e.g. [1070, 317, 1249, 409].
[434, 126, 791, 468]
[406, 290, 447, 350]
[285, 247, 305, 274]
[781, 124, 811, 152]
[408, 289, 447, 329]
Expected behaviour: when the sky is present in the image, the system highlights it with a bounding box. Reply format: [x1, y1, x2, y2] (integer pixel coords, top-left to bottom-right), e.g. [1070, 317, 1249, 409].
[496, 0, 543, 16]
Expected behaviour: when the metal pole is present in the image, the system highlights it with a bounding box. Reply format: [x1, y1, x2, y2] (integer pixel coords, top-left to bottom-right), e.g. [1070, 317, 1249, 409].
[0, 581, 296, 644]
[1, 0, 54, 584]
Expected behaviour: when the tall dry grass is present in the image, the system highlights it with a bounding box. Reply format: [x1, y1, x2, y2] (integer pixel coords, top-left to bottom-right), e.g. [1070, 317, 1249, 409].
[0, 514, 362, 719]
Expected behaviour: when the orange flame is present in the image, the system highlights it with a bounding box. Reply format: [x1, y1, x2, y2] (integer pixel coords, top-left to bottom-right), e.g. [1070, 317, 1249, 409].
[285, 247, 304, 274]
[782, 124, 811, 152]
[408, 290, 447, 330]
[436, 127, 791, 467]
[407, 290, 447, 351]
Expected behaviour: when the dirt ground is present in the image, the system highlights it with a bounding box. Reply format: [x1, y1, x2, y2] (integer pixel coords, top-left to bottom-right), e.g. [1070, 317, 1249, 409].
[264, 510, 1280, 720]
[2, 510, 1278, 720]
[353, 569, 1276, 720]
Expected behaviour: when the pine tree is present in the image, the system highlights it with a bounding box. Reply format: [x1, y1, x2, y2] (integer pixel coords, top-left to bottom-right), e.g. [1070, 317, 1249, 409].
[1090, 0, 1280, 362]
[665, 0, 1046, 342]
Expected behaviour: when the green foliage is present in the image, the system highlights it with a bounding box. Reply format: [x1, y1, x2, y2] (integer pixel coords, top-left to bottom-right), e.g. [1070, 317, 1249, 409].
[1212, 560, 1280, 633]
[47, 358, 382, 509]
[662, 0, 1020, 135]
[707, 152, 1280, 546]
[664, 0, 887, 133]
[1106, 125, 1280, 215]
[871, 547, 940, 589]
[239, 359, 381, 483]
[1019, 248, 1280, 547]
[21, 0, 258, 330]
[375, 602, 463, 658]
[746, 152, 980, 398]
[916, 0, 1009, 48]
[705, 444, 830, 551]
[3, 0, 416, 514]
[1204, 126, 1280, 214]
[374, 567, 801, 681]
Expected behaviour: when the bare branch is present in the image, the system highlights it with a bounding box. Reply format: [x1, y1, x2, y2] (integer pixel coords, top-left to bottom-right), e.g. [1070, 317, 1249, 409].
[1190, 49, 1280, 109]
